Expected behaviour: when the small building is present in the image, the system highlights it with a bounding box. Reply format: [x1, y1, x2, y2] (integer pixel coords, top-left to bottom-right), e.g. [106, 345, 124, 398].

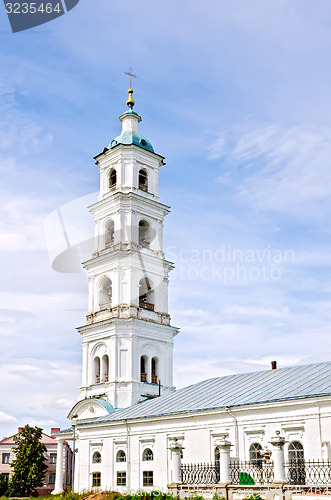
[0, 428, 72, 494]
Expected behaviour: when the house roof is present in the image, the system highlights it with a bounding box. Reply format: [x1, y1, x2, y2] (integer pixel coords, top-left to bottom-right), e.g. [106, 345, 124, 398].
[82, 361, 331, 426]
[0, 431, 57, 446]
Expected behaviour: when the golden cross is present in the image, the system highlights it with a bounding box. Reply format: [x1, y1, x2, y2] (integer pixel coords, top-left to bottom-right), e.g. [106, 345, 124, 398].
[124, 67, 137, 88]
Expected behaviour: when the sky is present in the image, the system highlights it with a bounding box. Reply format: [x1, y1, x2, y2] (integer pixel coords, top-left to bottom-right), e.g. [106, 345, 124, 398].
[1, 0, 331, 439]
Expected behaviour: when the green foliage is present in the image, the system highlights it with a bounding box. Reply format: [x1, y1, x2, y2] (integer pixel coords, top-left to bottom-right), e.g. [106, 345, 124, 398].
[244, 494, 263, 500]
[212, 495, 226, 500]
[0, 474, 9, 496]
[183, 496, 205, 500]
[9, 424, 48, 497]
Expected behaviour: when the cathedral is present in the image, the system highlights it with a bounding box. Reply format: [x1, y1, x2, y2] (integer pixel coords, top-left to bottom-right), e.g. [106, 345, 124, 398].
[53, 88, 331, 494]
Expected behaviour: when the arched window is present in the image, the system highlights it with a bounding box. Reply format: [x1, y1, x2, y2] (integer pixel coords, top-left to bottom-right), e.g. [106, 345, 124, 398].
[139, 277, 155, 311]
[139, 220, 150, 248]
[116, 450, 126, 462]
[105, 220, 114, 248]
[249, 443, 262, 469]
[151, 357, 158, 384]
[102, 354, 109, 383]
[140, 355, 147, 382]
[109, 169, 117, 188]
[99, 277, 112, 310]
[288, 441, 305, 485]
[94, 356, 100, 384]
[138, 169, 148, 192]
[142, 448, 154, 461]
[92, 451, 101, 464]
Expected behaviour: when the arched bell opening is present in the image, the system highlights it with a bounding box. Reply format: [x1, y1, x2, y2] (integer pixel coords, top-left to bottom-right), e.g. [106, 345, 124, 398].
[102, 354, 109, 383]
[98, 277, 112, 310]
[94, 356, 100, 384]
[138, 220, 150, 248]
[109, 168, 117, 189]
[140, 355, 148, 383]
[105, 220, 115, 248]
[151, 357, 158, 384]
[138, 169, 148, 192]
[139, 277, 155, 311]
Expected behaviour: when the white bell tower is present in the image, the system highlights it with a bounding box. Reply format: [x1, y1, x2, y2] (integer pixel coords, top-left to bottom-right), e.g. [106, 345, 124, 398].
[77, 87, 179, 409]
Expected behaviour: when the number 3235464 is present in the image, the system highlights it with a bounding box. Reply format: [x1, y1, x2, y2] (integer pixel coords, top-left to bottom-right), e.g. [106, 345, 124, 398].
[5, 3, 62, 13]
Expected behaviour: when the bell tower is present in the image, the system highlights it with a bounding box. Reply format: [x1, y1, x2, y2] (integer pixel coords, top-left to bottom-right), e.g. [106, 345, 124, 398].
[77, 88, 179, 409]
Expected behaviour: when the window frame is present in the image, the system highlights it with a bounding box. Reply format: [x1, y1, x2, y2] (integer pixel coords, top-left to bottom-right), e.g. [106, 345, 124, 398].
[92, 472, 101, 487]
[142, 448, 154, 461]
[143, 470, 153, 487]
[49, 453, 57, 464]
[48, 472, 56, 484]
[249, 442, 263, 469]
[2, 453, 10, 464]
[116, 450, 126, 463]
[92, 451, 102, 464]
[116, 471, 127, 486]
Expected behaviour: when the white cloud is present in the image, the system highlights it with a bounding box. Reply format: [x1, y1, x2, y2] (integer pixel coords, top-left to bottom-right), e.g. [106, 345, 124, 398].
[0, 411, 17, 425]
[22, 418, 58, 428]
[222, 305, 289, 318]
[209, 124, 331, 216]
[50, 398, 76, 410]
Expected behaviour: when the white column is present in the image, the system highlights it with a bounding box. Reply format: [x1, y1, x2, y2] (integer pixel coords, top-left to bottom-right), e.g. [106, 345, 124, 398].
[82, 342, 88, 387]
[168, 439, 184, 484]
[270, 430, 286, 483]
[215, 435, 232, 483]
[101, 355, 105, 383]
[52, 439, 64, 494]
[147, 357, 152, 383]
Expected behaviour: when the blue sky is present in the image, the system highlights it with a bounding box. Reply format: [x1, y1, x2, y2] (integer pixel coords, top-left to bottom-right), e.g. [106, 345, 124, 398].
[1, 0, 331, 438]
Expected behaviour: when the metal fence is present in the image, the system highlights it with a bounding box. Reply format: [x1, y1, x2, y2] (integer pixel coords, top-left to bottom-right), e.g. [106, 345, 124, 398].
[230, 461, 274, 485]
[180, 463, 220, 484]
[286, 460, 331, 485]
[180, 460, 331, 486]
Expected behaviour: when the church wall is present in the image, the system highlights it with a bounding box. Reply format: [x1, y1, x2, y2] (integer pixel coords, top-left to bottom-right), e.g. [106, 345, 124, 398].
[73, 395, 331, 492]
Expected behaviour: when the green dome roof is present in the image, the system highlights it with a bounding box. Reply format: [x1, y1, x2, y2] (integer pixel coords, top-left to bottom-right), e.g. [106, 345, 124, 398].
[108, 131, 154, 153]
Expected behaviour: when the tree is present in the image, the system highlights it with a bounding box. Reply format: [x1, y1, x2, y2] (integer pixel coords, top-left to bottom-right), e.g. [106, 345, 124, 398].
[9, 425, 48, 496]
[0, 473, 9, 496]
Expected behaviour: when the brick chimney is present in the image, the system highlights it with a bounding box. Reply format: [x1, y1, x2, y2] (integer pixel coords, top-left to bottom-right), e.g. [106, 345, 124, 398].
[51, 428, 60, 436]
[271, 361, 277, 370]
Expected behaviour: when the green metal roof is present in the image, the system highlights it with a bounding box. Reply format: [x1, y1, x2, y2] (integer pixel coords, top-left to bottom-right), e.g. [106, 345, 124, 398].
[108, 131, 154, 153]
[82, 361, 331, 425]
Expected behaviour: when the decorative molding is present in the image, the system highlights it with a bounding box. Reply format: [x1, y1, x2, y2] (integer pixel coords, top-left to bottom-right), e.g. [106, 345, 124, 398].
[282, 423, 305, 440]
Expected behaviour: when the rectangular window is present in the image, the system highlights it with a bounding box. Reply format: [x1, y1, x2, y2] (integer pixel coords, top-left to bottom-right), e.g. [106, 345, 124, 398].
[50, 453, 57, 464]
[143, 471, 153, 487]
[92, 472, 101, 487]
[116, 471, 126, 486]
[2, 473, 9, 481]
[2, 453, 10, 464]
[49, 473, 56, 484]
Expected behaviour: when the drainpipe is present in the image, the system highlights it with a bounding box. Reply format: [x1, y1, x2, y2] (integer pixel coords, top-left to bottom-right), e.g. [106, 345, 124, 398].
[226, 408, 239, 459]
[125, 420, 130, 489]
[317, 405, 323, 459]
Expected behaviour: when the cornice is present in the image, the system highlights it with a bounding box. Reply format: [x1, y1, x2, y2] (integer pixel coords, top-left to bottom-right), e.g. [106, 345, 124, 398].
[89, 191, 170, 215]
